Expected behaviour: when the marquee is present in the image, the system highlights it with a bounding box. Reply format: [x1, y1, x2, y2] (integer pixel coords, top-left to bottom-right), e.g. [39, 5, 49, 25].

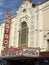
[1, 47, 40, 58]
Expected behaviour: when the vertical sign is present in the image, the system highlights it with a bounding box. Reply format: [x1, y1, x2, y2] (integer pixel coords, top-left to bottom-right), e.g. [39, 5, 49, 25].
[3, 12, 11, 48]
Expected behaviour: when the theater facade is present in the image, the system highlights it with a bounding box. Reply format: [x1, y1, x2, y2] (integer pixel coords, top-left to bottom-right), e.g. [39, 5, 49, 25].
[0, 0, 49, 63]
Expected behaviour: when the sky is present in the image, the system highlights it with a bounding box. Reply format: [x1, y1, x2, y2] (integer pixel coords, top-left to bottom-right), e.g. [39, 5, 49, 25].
[0, 0, 45, 23]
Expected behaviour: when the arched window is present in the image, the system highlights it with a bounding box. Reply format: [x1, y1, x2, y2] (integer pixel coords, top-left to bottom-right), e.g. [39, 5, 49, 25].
[19, 22, 28, 47]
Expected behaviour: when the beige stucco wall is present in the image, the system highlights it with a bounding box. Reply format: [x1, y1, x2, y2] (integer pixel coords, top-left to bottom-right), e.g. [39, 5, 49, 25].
[37, 0, 49, 51]
[43, 9, 49, 30]
[43, 8, 49, 51]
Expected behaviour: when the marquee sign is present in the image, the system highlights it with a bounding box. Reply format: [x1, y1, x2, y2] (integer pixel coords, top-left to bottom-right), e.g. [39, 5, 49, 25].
[3, 12, 11, 48]
[1, 47, 40, 58]
[23, 48, 39, 57]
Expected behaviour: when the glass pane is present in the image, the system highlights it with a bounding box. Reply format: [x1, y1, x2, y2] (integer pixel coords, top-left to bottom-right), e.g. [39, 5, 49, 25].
[21, 28, 26, 44]
[47, 39, 49, 50]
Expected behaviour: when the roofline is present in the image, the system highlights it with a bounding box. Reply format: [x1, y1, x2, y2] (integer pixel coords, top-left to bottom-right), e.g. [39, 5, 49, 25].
[0, 14, 17, 26]
[0, 0, 32, 26]
[0, 0, 49, 26]
[36, 0, 49, 6]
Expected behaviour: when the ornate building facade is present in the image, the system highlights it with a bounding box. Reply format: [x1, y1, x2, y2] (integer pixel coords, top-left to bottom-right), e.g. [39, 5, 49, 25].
[0, 0, 49, 56]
